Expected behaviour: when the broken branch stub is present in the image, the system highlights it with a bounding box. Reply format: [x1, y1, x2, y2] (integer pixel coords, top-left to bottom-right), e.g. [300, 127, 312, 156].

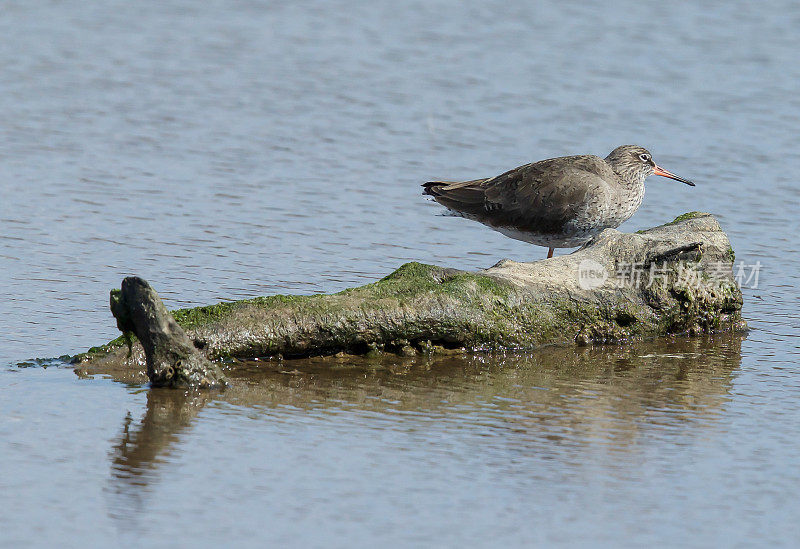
[110, 276, 227, 388]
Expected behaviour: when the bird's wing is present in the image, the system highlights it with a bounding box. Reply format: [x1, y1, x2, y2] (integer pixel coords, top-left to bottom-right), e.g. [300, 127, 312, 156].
[482, 158, 612, 234]
[423, 156, 613, 233]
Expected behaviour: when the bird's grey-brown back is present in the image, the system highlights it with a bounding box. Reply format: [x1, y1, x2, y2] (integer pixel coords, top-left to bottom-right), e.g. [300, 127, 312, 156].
[423, 145, 694, 253]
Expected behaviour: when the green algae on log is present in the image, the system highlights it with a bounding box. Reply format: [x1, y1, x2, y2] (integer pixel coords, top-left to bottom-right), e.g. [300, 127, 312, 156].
[74, 213, 746, 382]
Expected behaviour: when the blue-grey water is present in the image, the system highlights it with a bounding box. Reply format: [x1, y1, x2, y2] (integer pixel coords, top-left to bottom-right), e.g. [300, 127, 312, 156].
[2, 1, 799, 547]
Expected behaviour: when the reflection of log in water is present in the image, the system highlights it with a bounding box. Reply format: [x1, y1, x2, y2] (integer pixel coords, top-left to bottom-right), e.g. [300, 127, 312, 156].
[110, 389, 211, 476]
[105, 333, 743, 502]
[107, 389, 211, 523]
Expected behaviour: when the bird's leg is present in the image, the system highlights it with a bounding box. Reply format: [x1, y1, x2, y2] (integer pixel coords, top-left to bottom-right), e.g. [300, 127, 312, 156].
[547, 248, 554, 259]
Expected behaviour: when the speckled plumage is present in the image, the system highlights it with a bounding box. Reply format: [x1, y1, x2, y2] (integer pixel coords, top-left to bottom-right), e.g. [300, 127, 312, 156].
[423, 145, 694, 257]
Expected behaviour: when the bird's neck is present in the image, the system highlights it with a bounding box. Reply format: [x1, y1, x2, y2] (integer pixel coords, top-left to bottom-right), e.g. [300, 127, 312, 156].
[607, 164, 646, 217]
[621, 171, 647, 192]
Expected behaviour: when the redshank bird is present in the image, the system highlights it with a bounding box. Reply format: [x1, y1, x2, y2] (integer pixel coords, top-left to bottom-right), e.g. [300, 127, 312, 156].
[423, 145, 694, 258]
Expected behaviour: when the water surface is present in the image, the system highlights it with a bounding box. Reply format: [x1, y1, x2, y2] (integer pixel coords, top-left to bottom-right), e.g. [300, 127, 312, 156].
[2, 1, 800, 546]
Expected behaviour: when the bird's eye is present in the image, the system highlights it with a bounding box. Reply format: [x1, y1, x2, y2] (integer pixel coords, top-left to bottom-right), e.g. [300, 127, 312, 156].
[639, 153, 651, 162]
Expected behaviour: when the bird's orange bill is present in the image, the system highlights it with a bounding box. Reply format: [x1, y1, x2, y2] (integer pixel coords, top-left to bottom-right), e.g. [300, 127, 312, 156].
[653, 165, 695, 186]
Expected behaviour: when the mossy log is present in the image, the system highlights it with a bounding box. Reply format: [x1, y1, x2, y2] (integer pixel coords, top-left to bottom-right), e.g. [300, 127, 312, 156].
[75, 212, 746, 384]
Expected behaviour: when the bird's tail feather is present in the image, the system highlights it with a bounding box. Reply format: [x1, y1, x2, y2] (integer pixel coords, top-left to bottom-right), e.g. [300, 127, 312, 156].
[421, 178, 489, 218]
[422, 178, 487, 195]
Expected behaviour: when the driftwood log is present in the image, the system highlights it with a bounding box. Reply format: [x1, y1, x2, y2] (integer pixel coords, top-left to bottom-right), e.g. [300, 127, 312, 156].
[75, 213, 746, 387]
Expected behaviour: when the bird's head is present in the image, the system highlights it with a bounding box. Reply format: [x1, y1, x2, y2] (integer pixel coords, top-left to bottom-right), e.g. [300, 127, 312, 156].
[605, 145, 695, 187]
